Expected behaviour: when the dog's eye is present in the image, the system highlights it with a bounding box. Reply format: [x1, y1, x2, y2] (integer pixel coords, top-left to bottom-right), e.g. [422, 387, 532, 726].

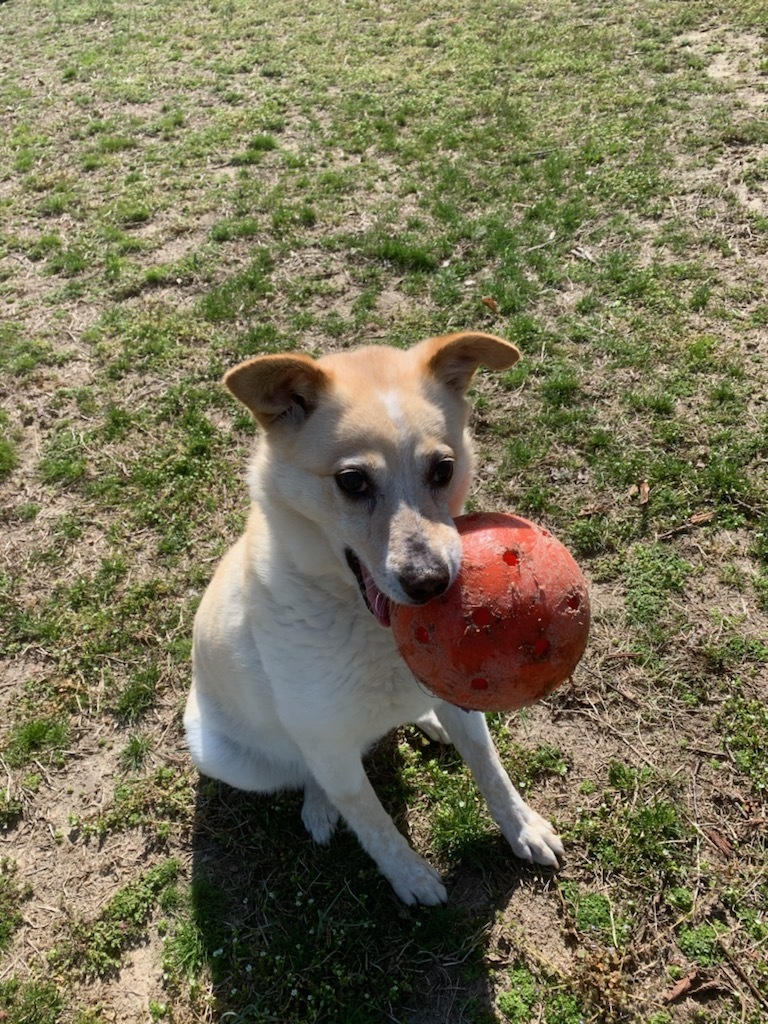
[335, 469, 371, 497]
[430, 458, 454, 487]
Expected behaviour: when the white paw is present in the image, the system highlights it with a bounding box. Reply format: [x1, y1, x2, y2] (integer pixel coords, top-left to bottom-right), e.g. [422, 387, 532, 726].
[301, 786, 340, 845]
[503, 809, 564, 868]
[386, 854, 448, 906]
[415, 710, 451, 745]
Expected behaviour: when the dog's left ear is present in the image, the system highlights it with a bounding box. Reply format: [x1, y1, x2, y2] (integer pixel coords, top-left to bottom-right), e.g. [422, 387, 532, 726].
[420, 332, 520, 394]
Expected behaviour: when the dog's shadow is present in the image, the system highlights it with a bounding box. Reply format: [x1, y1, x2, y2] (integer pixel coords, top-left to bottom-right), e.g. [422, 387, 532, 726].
[187, 730, 560, 1023]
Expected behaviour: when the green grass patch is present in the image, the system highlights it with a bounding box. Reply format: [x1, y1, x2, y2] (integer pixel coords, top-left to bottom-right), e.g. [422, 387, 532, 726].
[0, 411, 18, 480]
[571, 762, 691, 882]
[498, 972, 587, 1024]
[2, 716, 70, 770]
[119, 733, 153, 772]
[718, 693, 768, 793]
[623, 543, 692, 632]
[0, 979, 62, 1024]
[113, 665, 160, 722]
[0, 860, 31, 954]
[0, 329, 69, 376]
[70, 767, 195, 841]
[38, 426, 89, 486]
[676, 920, 727, 967]
[85, 307, 201, 377]
[198, 250, 274, 322]
[230, 134, 279, 165]
[210, 217, 260, 243]
[51, 859, 180, 978]
[0, 791, 24, 829]
[497, 963, 538, 1023]
[559, 881, 632, 946]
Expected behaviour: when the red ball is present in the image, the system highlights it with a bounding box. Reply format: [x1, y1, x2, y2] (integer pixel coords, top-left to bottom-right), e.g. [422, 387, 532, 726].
[391, 513, 590, 712]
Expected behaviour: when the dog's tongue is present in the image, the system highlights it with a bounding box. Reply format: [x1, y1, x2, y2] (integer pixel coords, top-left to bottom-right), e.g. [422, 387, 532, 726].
[360, 563, 392, 628]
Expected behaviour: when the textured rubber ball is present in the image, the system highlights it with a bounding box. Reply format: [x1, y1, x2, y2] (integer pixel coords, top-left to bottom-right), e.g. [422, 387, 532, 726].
[391, 513, 590, 712]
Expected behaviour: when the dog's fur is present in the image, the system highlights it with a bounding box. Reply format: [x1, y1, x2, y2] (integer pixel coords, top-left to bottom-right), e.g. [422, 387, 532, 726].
[185, 332, 564, 905]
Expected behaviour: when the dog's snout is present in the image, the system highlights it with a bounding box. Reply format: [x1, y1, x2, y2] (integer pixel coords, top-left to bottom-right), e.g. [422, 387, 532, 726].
[399, 566, 451, 604]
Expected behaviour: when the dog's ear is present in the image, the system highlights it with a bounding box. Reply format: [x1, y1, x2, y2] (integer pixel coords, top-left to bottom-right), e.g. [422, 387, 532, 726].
[224, 354, 329, 428]
[420, 332, 521, 394]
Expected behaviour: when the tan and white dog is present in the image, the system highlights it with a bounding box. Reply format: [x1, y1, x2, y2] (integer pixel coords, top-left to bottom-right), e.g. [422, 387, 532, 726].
[185, 331, 564, 905]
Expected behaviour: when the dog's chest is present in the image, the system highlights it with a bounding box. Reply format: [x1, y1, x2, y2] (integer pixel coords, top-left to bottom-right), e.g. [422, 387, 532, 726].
[338, 634, 436, 741]
[350, 628, 432, 706]
[260, 596, 436, 738]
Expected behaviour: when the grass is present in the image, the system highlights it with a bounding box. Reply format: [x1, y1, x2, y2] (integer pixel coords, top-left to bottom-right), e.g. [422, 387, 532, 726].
[0, 413, 18, 480]
[0, 980, 62, 1024]
[497, 966, 587, 1024]
[0, 860, 30, 955]
[718, 693, 768, 793]
[1, 0, 767, 1022]
[3, 716, 70, 769]
[50, 859, 181, 979]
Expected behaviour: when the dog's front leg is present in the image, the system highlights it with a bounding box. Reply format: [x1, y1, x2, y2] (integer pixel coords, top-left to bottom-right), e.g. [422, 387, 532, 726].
[435, 704, 564, 868]
[302, 750, 448, 906]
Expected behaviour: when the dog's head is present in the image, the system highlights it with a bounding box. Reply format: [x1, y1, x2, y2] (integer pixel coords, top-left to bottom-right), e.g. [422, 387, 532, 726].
[225, 332, 520, 626]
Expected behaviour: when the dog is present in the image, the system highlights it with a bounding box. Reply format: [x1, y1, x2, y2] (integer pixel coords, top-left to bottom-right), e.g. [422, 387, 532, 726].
[184, 331, 564, 905]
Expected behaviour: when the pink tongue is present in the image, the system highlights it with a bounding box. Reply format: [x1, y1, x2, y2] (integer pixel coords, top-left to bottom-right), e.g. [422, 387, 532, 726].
[360, 563, 392, 628]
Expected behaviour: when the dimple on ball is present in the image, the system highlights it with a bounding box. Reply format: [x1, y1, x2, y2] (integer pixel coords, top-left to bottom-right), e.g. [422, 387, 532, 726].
[391, 512, 590, 712]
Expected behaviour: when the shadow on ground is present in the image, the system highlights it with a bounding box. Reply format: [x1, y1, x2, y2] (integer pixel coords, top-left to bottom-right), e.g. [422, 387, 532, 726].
[186, 732, 561, 1023]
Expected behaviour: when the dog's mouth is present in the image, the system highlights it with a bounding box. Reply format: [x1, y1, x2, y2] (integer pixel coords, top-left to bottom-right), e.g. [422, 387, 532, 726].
[345, 549, 392, 628]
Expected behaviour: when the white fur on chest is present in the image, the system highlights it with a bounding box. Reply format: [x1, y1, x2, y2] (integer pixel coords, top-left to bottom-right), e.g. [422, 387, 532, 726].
[253, 575, 435, 748]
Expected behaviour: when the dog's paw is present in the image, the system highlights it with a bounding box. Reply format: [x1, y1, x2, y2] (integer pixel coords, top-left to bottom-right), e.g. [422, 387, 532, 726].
[415, 710, 451, 745]
[502, 809, 564, 869]
[387, 855, 448, 906]
[301, 785, 340, 845]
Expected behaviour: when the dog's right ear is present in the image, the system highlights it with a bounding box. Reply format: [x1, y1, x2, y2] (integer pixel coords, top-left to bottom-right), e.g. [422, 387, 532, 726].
[224, 354, 329, 429]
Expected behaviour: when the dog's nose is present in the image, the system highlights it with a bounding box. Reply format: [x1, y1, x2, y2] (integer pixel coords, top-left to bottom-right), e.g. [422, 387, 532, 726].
[399, 567, 451, 604]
